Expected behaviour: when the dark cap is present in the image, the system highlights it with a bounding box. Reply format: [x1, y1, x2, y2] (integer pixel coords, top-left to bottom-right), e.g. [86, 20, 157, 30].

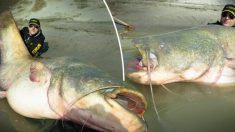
[222, 4, 235, 16]
[29, 18, 40, 26]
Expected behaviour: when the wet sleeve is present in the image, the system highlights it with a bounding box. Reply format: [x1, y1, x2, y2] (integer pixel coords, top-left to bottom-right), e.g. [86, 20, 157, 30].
[207, 21, 221, 25]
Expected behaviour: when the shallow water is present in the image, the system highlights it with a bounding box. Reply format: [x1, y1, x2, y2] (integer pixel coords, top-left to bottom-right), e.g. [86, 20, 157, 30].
[139, 83, 235, 132]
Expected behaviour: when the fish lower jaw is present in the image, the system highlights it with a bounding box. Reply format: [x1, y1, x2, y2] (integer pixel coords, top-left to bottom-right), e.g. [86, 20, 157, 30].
[64, 98, 146, 132]
[128, 70, 180, 85]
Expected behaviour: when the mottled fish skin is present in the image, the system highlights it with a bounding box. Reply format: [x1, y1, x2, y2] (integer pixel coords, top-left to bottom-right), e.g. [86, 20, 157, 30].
[128, 25, 235, 86]
[0, 11, 147, 132]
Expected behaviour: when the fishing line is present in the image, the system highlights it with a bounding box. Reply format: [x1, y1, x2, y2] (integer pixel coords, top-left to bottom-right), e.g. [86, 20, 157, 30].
[145, 48, 161, 121]
[103, 0, 125, 81]
[137, 25, 208, 39]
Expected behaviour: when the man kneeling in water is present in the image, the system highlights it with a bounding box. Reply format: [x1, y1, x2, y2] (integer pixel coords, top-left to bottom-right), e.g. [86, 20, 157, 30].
[20, 18, 49, 57]
[209, 4, 235, 27]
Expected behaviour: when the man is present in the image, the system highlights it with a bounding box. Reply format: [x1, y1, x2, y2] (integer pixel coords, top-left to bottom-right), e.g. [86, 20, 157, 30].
[209, 4, 235, 27]
[20, 18, 48, 57]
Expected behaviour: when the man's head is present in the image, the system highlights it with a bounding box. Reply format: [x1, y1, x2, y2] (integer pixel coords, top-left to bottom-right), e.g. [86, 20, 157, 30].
[28, 18, 40, 36]
[220, 4, 235, 27]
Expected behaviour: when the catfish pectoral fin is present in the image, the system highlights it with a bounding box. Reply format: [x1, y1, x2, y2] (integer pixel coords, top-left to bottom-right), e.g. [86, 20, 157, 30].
[29, 61, 50, 83]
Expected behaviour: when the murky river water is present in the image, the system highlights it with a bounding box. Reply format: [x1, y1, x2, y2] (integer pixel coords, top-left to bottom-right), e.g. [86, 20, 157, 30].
[140, 83, 235, 132]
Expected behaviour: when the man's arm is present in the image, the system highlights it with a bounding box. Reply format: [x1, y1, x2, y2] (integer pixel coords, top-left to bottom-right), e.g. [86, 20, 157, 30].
[31, 35, 45, 56]
[31, 43, 43, 55]
[19, 27, 27, 39]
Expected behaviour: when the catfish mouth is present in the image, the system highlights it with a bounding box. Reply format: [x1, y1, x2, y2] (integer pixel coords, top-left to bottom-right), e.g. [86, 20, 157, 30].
[104, 87, 147, 118]
[63, 87, 147, 132]
[79, 87, 147, 131]
[63, 87, 147, 131]
[128, 55, 158, 72]
[130, 44, 159, 71]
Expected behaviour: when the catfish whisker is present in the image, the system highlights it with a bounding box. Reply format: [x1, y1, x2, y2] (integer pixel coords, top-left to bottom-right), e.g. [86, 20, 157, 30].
[61, 119, 65, 128]
[160, 84, 180, 96]
[81, 116, 89, 132]
[66, 86, 121, 112]
[142, 116, 148, 132]
[103, 95, 113, 107]
[146, 48, 161, 121]
[58, 86, 122, 118]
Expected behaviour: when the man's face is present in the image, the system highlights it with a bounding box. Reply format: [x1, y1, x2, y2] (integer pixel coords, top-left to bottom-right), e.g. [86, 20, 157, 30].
[28, 24, 40, 36]
[220, 11, 235, 27]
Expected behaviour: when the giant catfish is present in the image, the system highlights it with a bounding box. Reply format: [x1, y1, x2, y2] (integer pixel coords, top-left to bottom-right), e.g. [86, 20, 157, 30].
[0, 11, 147, 132]
[128, 26, 235, 86]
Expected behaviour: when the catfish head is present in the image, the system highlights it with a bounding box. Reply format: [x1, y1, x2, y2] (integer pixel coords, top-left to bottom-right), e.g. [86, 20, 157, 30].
[127, 28, 234, 86]
[0, 11, 147, 132]
[47, 60, 148, 132]
[5, 60, 147, 132]
[128, 42, 184, 85]
[127, 42, 173, 85]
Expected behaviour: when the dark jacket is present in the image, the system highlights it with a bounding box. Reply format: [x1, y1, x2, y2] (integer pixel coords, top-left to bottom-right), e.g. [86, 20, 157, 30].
[20, 27, 45, 57]
[208, 21, 222, 25]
